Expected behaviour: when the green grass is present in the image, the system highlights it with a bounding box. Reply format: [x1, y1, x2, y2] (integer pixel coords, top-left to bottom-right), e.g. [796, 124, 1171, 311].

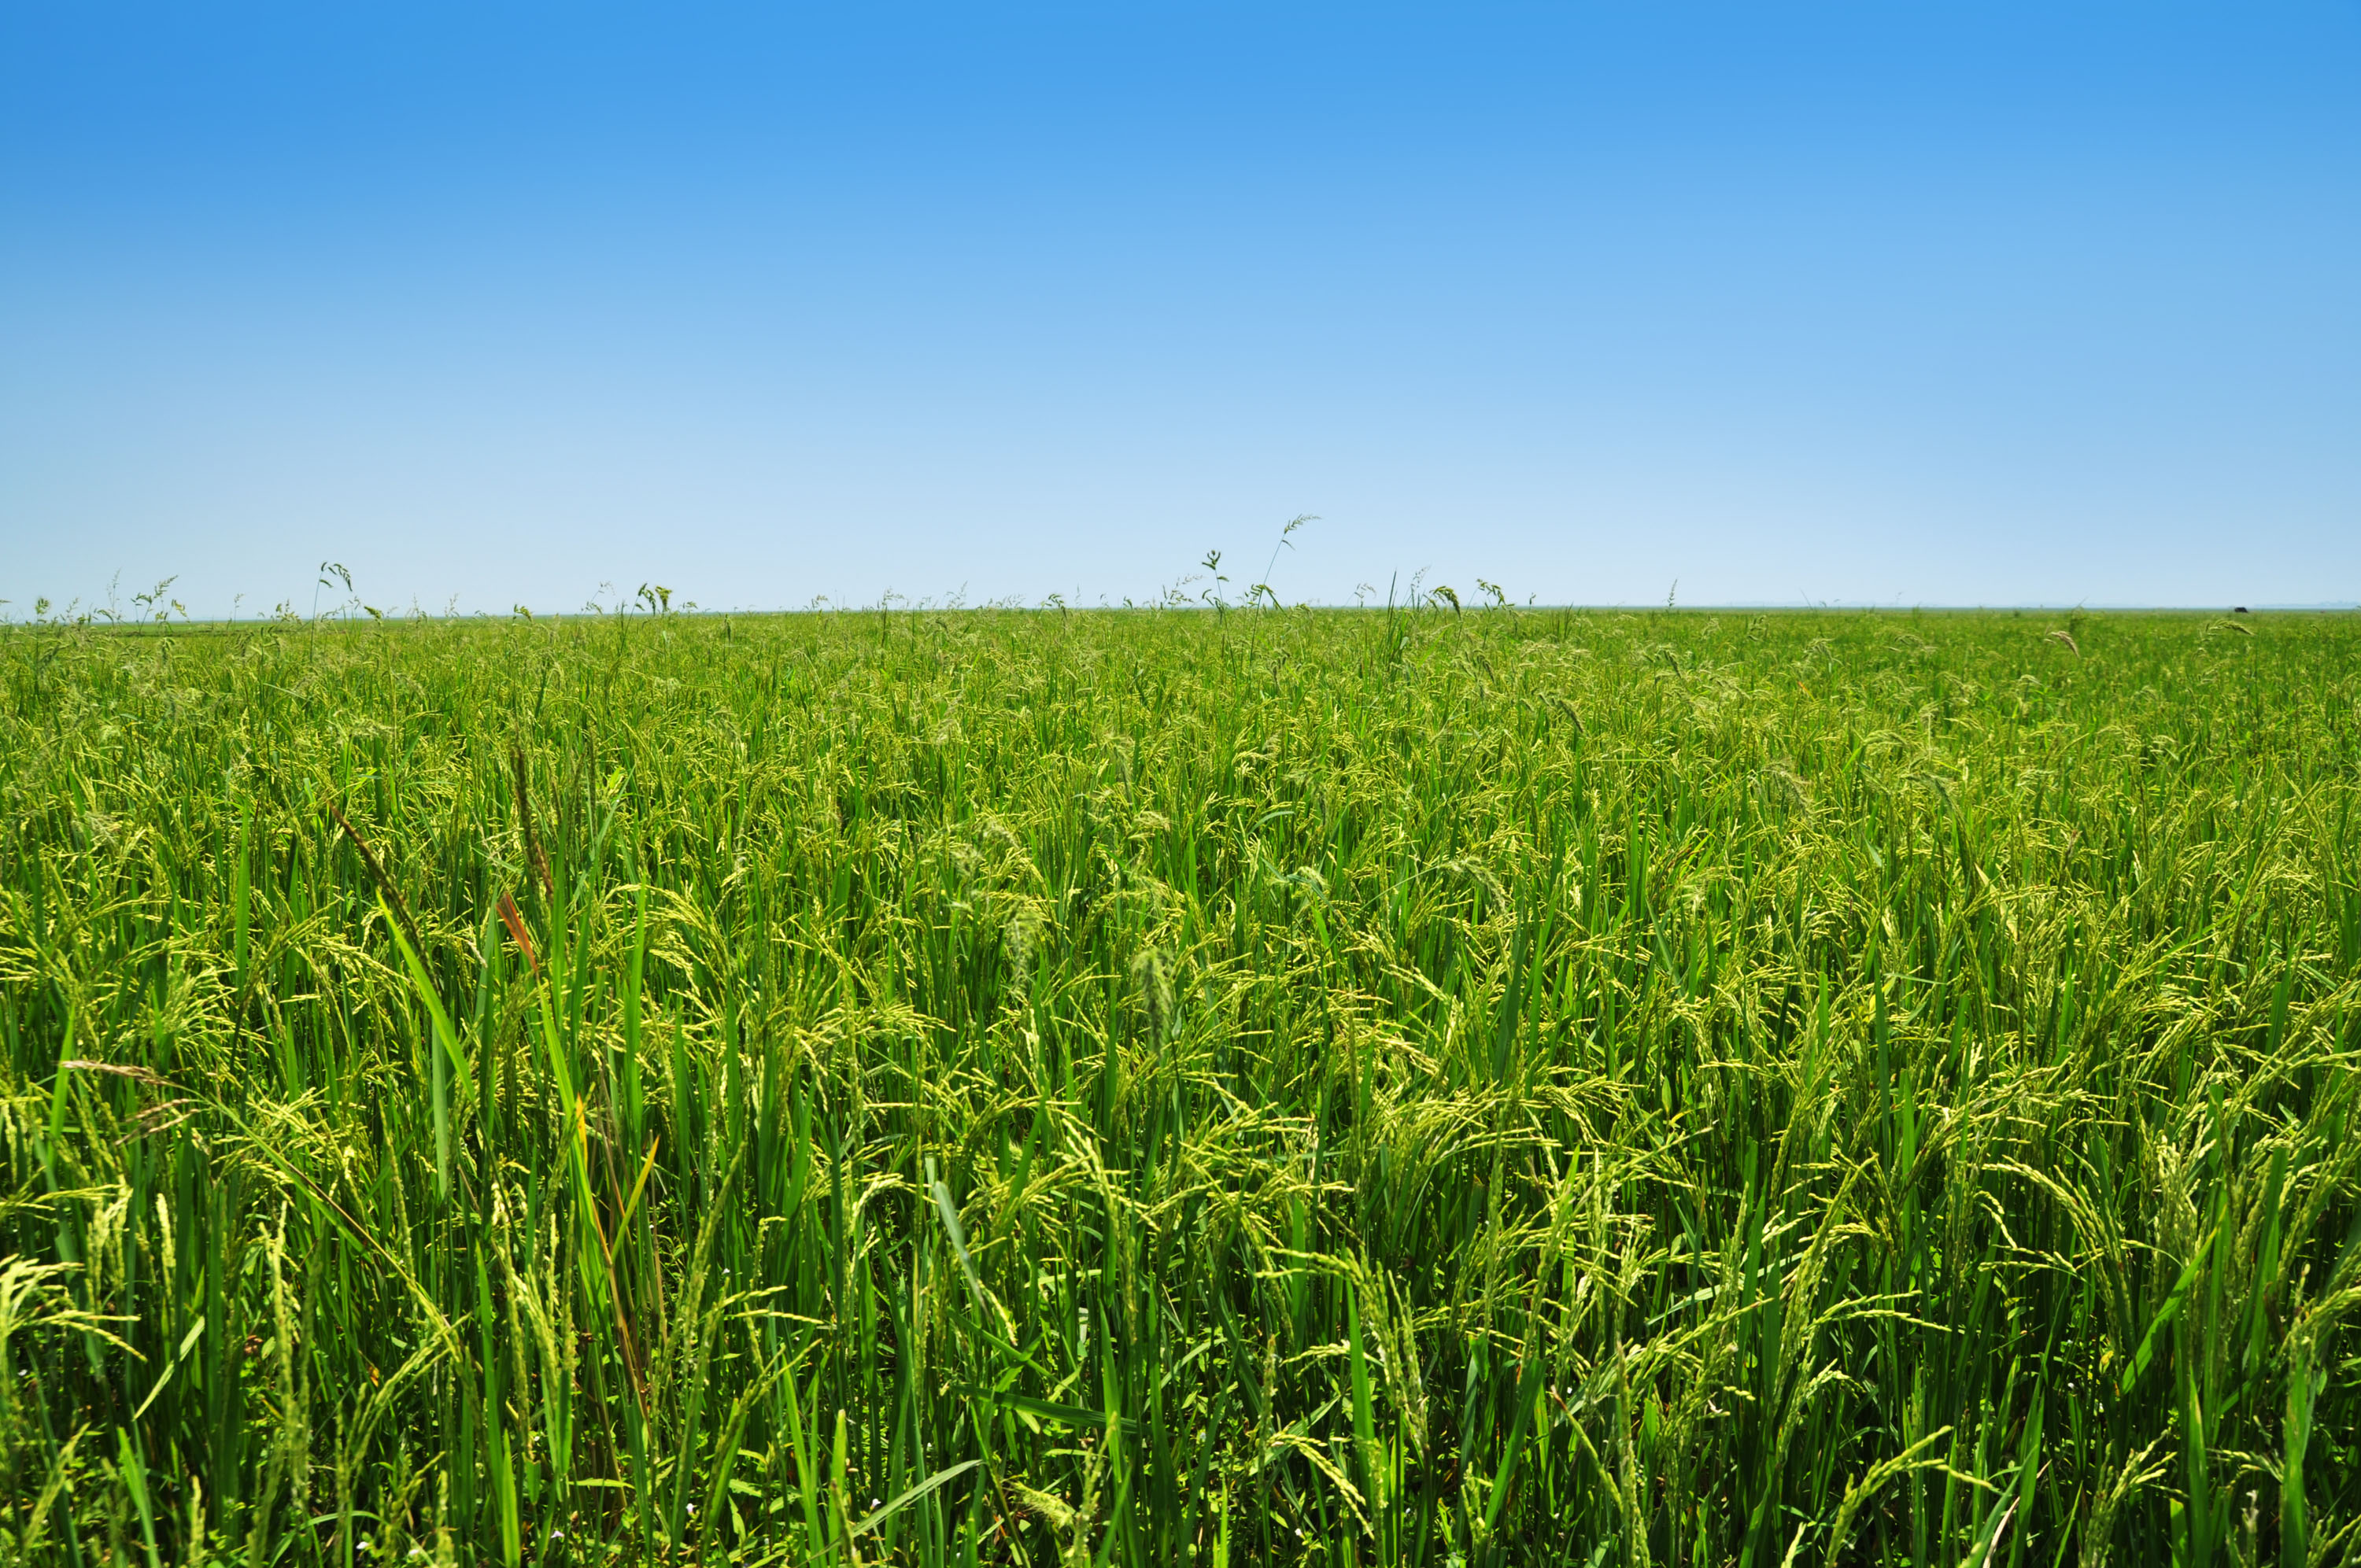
[2, 603, 2359, 1566]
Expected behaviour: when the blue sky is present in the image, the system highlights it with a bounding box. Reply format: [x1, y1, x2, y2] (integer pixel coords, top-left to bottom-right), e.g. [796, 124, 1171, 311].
[4, 3, 2355, 614]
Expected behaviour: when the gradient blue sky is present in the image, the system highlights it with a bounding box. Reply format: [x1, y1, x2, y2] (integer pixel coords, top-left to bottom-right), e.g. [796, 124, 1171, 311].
[4, 3, 2356, 614]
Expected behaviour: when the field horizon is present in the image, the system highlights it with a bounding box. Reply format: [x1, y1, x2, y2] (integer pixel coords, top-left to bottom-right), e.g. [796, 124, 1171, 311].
[10, 601, 2357, 635]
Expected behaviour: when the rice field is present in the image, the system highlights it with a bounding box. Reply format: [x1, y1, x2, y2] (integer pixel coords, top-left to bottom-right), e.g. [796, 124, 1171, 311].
[2, 603, 2359, 1566]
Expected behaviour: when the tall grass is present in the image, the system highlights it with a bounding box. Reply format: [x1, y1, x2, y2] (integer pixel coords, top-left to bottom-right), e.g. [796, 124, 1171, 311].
[2, 603, 2358, 1565]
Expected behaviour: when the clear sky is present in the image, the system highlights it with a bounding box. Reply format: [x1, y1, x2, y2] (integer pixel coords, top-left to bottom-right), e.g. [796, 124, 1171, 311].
[4, 3, 2355, 615]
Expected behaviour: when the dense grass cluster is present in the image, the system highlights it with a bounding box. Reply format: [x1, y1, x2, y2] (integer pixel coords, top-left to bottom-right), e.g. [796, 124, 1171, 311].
[3, 603, 2359, 1566]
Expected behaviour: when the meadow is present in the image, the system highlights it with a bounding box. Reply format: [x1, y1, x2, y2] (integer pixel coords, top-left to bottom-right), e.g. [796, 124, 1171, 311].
[2, 601, 2358, 1566]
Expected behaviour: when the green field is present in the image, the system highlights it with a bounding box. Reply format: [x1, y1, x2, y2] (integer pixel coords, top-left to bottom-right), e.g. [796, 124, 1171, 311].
[4, 604, 2359, 1566]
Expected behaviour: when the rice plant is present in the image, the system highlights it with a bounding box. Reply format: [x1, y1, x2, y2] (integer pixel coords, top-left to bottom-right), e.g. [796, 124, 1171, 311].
[2, 602, 2358, 1565]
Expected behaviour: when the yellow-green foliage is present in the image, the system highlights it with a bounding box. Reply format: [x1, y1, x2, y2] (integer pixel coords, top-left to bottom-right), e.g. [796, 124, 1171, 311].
[2, 605, 2359, 1565]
